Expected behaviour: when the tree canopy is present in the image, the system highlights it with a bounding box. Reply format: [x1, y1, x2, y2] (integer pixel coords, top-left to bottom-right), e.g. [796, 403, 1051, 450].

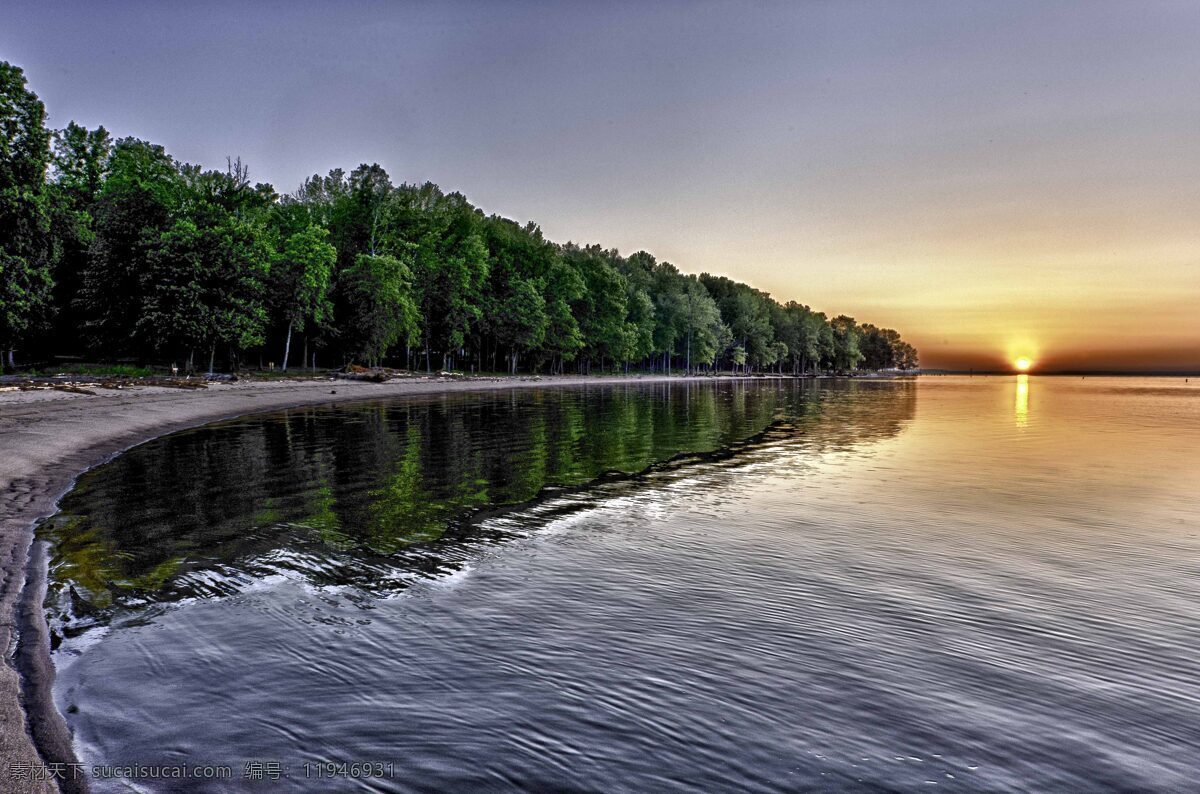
[1, 60, 917, 375]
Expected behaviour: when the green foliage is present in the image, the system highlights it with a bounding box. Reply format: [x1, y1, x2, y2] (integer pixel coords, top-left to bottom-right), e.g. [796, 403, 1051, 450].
[77, 363, 153, 377]
[679, 275, 725, 369]
[278, 225, 335, 329]
[341, 253, 418, 366]
[47, 122, 111, 350]
[138, 219, 208, 353]
[391, 184, 489, 369]
[270, 222, 335, 369]
[494, 278, 548, 373]
[829, 314, 864, 372]
[0, 62, 53, 365]
[859, 323, 919, 370]
[542, 258, 586, 370]
[567, 246, 629, 368]
[29, 363, 154, 377]
[139, 215, 271, 357]
[7, 59, 917, 374]
[699, 274, 778, 371]
[78, 138, 183, 354]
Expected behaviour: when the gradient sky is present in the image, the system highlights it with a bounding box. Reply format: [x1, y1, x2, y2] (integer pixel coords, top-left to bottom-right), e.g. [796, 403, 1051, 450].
[5, 0, 1198, 370]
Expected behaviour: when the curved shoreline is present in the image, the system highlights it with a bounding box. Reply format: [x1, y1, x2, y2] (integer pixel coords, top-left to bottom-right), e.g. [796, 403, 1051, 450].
[0, 373, 758, 791]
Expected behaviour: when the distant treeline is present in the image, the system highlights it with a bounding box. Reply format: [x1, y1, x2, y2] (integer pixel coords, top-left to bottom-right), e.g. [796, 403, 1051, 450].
[0, 62, 917, 375]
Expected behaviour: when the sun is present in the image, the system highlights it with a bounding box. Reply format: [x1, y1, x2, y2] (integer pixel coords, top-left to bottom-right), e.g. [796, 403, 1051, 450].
[1014, 357, 1033, 372]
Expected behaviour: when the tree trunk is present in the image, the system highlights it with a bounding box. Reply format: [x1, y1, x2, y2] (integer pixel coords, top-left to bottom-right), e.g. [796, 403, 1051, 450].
[282, 320, 293, 372]
[5, 349, 14, 371]
[207, 344, 216, 377]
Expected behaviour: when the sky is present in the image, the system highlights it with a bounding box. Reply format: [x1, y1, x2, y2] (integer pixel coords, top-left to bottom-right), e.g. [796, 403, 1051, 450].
[4, 0, 1198, 371]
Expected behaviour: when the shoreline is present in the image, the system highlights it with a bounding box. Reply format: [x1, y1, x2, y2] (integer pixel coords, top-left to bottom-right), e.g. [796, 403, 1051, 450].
[0, 372, 795, 791]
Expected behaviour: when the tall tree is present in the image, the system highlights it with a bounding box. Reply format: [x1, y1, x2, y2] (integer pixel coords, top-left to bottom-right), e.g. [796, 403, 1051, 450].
[699, 274, 776, 371]
[47, 122, 111, 352]
[649, 262, 685, 369]
[138, 214, 271, 373]
[493, 277, 548, 374]
[0, 61, 53, 369]
[572, 248, 629, 372]
[542, 257, 586, 374]
[78, 138, 182, 357]
[341, 252, 418, 367]
[390, 185, 489, 371]
[679, 275, 726, 371]
[829, 314, 864, 372]
[271, 224, 335, 371]
[0, 59, 920, 376]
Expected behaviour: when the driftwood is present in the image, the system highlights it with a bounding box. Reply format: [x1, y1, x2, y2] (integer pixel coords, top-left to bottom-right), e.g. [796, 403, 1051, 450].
[334, 371, 391, 383]
[333, 367, 477, 384]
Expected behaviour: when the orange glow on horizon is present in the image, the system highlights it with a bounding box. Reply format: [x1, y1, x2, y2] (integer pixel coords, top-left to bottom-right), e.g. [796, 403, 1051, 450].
[1014, 357, 1033, 372]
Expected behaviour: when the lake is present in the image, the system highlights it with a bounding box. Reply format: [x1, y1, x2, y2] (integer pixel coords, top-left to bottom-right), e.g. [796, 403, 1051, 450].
[38, 376, 1200, 791]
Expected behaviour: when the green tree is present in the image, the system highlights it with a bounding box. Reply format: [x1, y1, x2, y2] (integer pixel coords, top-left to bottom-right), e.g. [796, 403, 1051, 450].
[138, 215, 271, 373]
[47, 122, 111, 352]
[494, 277, 548, 374]
[614, 250, 659, 368]
[557, 245, 631, 373]
[699, 274, 777, 372]
[679, 275, 725, 371]
[78, 138, 183, 356]
[829, 314, 864, 372]
[479, 216, 560, 373]
[390, 184, 489, 371]
[542, 258, 586, 373]
[649, 261, 687, 371]
[622, 286, 655, 367]
[137, 219, 208, 362]
[772, 301, 826, 375]
[272, 225, 335, 371]
[341, 252, 418, 367]
[0, 62, 53, 369]
[1, 60, 922, 377]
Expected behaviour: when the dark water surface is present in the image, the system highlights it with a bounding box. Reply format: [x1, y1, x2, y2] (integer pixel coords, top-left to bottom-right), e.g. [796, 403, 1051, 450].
[40, 377, 1200, 791]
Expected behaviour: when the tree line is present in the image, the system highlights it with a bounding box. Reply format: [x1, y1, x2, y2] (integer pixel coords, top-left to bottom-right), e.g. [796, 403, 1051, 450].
[1, 62, 917, 376]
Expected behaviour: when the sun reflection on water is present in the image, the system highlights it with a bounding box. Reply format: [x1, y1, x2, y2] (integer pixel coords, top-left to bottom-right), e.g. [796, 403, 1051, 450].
[1015, 374, 1030, 427]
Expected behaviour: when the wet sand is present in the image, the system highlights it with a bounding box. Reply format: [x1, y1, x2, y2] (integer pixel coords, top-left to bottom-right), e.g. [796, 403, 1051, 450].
[0, 373, 690, 791]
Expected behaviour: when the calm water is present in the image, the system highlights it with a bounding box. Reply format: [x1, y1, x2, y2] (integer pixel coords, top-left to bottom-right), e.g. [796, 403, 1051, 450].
[39, 377, 1200, 791]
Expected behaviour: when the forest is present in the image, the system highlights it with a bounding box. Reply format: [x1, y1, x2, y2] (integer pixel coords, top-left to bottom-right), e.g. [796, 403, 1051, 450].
[1, 62, 917, 376]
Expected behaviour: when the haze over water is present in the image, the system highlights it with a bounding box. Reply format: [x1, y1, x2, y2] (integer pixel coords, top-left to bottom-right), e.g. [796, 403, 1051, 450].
[40, 377, 1200, 791]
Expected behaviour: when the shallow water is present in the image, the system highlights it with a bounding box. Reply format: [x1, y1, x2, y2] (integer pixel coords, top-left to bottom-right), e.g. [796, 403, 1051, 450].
[40, 377, 1200, 791]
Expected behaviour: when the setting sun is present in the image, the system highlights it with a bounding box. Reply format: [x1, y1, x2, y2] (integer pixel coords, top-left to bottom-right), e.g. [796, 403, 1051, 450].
[1014, 357, 1033, 372]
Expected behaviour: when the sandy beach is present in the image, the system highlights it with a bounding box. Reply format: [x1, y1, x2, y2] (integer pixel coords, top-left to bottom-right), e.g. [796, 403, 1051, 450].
[0, 373, 693, 791]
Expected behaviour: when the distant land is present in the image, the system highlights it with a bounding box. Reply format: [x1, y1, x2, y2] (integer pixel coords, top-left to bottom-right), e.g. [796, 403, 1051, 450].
[921, 369, 1199, 377]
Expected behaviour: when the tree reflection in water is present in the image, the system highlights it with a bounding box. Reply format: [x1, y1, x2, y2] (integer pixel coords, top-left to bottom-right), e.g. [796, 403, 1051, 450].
[40, 380, 915, 642]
